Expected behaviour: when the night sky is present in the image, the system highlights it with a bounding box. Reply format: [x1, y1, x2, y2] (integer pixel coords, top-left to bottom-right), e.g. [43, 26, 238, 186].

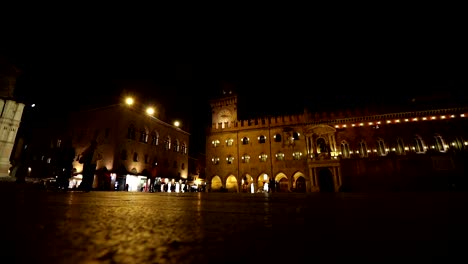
[2, 24, 467, 155]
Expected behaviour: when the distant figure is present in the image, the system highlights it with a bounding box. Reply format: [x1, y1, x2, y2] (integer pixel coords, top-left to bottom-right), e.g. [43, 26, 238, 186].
[56, 139, 76, 191]
[149, 164, 157, 192]
[79, 140, 101, 192]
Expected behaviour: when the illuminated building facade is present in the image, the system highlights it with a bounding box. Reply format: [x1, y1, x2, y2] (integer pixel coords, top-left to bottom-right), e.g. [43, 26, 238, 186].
[67, 102, 190, 191]
[206, 92, 468, 192]
[0, 58, 24, 178]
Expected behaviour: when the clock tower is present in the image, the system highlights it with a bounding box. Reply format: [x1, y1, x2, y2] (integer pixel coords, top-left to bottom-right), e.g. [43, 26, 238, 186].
[210, 89, 238, 126]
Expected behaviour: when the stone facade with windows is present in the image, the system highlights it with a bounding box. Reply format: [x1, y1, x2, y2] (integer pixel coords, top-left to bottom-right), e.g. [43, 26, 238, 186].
[68, 104, 189, 191]
[206, 92, 468, 193]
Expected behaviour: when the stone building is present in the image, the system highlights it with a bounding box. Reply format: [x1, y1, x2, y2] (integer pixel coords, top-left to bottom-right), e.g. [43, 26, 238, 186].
[0, 57, 24, 178]
[66, 101, 190, 191]
[205, 91, 468, 193]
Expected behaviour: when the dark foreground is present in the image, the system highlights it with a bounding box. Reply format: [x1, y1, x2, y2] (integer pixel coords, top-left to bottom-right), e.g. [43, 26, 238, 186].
[1, 183, 468, 264]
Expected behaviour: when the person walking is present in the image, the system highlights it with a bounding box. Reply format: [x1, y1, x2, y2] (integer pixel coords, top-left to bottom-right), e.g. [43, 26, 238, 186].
[56, 138, 76, 191]
[79, 140, 101, 192]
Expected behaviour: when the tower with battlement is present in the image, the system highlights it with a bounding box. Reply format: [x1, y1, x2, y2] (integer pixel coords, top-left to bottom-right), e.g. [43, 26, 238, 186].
[205, 89, 468, 193]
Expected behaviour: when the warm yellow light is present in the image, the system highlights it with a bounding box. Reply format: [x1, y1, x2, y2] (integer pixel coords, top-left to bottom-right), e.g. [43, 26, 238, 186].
[125, 97, 134, 105]
[174, 121, 180, 127]
[146, 107, 155, 115]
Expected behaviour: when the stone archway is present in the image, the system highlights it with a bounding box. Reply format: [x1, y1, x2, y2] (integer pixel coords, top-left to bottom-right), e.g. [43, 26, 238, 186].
[226, 175, 238, 193]
[295, 176, 306, 193]
[318, 168, 334, 192]
[210, 175, 222, 192]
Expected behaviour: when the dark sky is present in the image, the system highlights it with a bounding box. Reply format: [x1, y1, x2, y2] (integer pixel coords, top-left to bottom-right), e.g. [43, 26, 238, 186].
[2, 24, 467, 155]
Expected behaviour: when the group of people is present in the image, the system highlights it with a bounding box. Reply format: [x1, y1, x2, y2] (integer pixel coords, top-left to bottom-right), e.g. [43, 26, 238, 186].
[55, 139, 100, 192]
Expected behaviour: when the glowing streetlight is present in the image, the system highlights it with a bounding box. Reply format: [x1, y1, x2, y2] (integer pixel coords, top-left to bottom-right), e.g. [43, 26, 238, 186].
[146, 107, 155, 115]
[125, 97, 134, 106]
[174, 121, 180, 127]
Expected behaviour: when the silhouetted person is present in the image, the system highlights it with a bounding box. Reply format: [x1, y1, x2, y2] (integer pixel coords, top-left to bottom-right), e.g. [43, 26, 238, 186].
[56, 139, 76, 191]
[79, 140, 100, 192]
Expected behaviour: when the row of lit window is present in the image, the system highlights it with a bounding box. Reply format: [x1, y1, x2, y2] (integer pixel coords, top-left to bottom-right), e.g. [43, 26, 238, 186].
[211, 151, 304, 164]
[212, 132, 301, 147]
[334, 114, 466, 129]
[210, 137, 468, 164]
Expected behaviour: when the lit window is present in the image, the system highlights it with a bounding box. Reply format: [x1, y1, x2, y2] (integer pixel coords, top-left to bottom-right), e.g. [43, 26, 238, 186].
[259, 153, 268, 162]
[275, 152, 284, 161]
[212, 139, 220, 147]
[341, 141, 350, 158]
[292, 152, 302, 160]
[242, 154, 250, 163]
[258, 135, 266, 144]
[376, 138, 387, 156]
[274, 134, 282, 142]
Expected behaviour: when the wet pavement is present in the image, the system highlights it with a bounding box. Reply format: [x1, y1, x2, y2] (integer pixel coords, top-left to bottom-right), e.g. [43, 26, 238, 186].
[1, 182, 468, 263]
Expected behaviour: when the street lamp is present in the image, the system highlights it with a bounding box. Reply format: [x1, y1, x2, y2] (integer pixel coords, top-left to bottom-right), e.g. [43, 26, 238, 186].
[174, 121, 180, 127]
[125, 97, 134, 106]
[146, 107, 155, 115]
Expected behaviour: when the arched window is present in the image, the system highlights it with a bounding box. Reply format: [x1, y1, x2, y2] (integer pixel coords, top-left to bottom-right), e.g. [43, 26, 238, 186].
[396, 138, 405, 155]
[133, 152, 138, 162]
[413, 135, 426, 153]
[212, 157, 220, 165]
[292, 151, 302, 160]
[226, 155, 234, 164]
[127, 125, 136, 140]
[212, 139, 220, 147]
[452, 137, 465, 151]
[358, 140, 368, 158]
[340, 141, 350, 158]
[139, 128, 148, 143]
[258, 135, 266, 144]
[164, 136, 171, 150]
[173, 139, 180, 152]
[434, 134, 447, 152]
[274, 134, 282, 142]
[242, 154, 250, 163]
[226, 138, 234, 146]
[293, 132, 300, 140]
[376, 138, 387, 156]
[242, 137, 249, 145]
[181, 143, 187, 154]
[317, 138, 327, 153]
[275, 152, 285, 161]
[259, 153, 268, 162]
[150, 132, 158, 146]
